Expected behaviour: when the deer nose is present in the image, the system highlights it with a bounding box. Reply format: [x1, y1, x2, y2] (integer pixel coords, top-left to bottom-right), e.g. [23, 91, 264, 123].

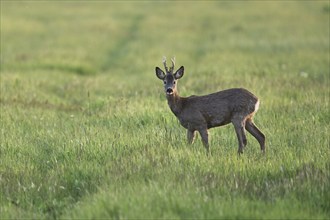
[166, 88, 173, 95]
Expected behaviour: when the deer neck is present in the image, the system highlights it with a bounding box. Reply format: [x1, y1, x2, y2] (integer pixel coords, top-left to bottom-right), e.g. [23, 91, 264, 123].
[166, 91, 183, 116]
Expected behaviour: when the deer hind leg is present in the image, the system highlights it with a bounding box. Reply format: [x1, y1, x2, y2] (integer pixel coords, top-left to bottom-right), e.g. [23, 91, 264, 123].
[198, 128, 209, 153]
[245, 119, 266, 153]
[232, 119, 247, 154]
[187, 129, 196, 145]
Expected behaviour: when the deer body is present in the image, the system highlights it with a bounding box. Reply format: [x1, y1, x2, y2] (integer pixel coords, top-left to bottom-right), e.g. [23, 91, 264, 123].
[168, 88, 258, 129]
[156, 58, 265, 154]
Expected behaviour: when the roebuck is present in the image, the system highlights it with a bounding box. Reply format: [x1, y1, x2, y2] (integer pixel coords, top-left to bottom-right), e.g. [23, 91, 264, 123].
[155, 57, 265, 154]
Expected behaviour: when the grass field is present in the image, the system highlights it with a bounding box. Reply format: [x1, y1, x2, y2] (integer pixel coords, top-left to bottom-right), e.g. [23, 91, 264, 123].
[1, 1, 329, 219]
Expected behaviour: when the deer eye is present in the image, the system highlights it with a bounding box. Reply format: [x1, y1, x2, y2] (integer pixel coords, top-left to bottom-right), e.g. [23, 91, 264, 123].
[163, 81, 167, 84]
[173, 81, 176, 84]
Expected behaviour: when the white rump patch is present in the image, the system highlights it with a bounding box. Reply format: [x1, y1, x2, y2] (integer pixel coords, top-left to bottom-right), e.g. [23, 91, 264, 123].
[254, 100, 260, 112]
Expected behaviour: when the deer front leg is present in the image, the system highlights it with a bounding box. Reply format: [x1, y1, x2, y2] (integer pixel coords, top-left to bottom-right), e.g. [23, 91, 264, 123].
[198, 128, 209, 153]
[187, 129, 196, 145]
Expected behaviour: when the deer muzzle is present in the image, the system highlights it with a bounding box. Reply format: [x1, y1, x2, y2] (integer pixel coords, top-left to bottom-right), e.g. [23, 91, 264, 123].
[166, 88, 174, 95]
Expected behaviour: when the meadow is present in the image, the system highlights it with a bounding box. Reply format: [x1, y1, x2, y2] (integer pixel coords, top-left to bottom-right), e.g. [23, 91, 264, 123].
[0, 1, 329, 219]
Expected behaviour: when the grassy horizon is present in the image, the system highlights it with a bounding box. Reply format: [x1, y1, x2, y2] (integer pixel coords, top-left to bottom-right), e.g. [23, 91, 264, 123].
[1, 1, 329, 219]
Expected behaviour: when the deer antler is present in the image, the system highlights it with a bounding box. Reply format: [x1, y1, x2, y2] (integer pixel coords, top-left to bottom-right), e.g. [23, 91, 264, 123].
[163, 56, 169, 73]
[162, 56, 176, 74]
[170, 57, 175, 74]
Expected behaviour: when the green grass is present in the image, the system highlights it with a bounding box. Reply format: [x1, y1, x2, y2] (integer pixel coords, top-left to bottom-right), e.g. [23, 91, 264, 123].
[1, 1, 329, 219]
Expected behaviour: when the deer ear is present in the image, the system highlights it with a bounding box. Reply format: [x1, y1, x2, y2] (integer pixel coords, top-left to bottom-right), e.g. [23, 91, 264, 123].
[155, 67, 165, 80]
[174, 66, 184, 79]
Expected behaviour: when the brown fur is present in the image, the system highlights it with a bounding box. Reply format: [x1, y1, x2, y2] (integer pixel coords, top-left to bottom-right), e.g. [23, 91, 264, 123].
[155, 61, 265, 154]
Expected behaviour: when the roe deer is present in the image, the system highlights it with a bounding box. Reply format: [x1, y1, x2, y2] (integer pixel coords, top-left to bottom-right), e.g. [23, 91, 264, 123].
[155, 57, 265, 154]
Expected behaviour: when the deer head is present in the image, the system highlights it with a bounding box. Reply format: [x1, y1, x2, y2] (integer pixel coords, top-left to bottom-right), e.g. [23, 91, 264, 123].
[155, 57, 184, 96]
